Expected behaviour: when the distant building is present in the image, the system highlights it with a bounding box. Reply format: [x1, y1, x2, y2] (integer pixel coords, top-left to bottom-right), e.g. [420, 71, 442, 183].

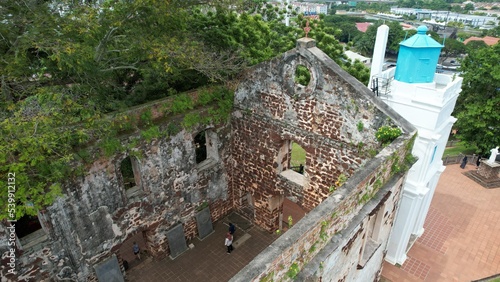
[268, 1, 328, 16]
[356, 22, 372, 33]
[291, 2, 328, 15]
[400, 23, 416, 31]
[391, 7, 499, 27]
[345, 50, 371, 65]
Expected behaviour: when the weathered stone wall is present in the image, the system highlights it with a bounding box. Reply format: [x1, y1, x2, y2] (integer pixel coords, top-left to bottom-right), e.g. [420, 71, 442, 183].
[1, 38, 417, 282]
[229, 39, 417, 281]
[230, 137, 414, 282]
[0, 102, 235, 281]
[231, 38, 408, 233]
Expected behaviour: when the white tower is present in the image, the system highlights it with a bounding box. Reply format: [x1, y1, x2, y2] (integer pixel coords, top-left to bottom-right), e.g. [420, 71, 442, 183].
[370, 26, 463, 265]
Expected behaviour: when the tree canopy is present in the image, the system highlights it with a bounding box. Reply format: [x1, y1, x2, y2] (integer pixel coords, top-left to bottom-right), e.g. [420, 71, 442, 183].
[0, 0, 371, 219]
[354, 21, 406, 56]
[454, 43, 500, 154]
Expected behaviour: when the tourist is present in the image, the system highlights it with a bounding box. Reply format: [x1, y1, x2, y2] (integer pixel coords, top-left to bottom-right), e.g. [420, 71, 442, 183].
[229, 223, 235, 236]
[133, 242, 141, 260]
[460, 155, 468, 169]
[225, 232, 233, 254]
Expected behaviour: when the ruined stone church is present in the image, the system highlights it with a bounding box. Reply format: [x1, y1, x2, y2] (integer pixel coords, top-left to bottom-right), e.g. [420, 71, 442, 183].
[0, 37, 418, 281]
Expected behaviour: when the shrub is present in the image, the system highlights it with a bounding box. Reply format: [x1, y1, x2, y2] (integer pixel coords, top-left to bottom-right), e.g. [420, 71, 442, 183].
[376, 126, 402, 145]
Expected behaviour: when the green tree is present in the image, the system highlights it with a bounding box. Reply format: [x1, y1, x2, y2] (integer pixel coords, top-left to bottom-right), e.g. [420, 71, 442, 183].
[454, 44, 500, 154]
[0, 0, 372, 219]
[464, 3, 475, 12]
[482, 26, 500, 38]
[465, 40, 489, 51]
[354, 21, 406, 56]
[441, 38, 466, 62]
[0, 0, 246, 220]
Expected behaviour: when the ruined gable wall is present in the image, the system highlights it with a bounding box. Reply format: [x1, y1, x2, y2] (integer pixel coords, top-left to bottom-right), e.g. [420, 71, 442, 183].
[231, 40, 393, 232]
[230, 39, 417, 282]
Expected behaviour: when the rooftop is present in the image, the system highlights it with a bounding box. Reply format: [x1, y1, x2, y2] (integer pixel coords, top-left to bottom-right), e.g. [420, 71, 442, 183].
[463, 36, 500, 46]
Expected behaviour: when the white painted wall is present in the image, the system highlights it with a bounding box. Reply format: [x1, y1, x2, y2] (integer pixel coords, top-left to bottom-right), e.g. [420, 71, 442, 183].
[383, 69, 462, 265]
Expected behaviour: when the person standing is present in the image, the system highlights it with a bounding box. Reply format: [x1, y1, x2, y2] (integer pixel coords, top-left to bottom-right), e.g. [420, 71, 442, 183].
[460, 155, 468, 169]
[225, 232, 233, 254]
[133, 242, 141, 260]
[229, 223, 235, 236]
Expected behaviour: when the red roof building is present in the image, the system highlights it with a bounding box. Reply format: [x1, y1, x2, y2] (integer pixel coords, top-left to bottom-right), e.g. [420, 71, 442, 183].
[463, 36, 500, 46]
[355, 22, 372, 33]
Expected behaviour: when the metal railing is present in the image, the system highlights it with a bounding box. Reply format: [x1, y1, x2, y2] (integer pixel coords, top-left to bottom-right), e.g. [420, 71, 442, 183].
[442, 153, 481, 166]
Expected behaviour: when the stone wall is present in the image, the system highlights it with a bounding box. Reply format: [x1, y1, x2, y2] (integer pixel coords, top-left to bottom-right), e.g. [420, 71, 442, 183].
[0, 100, 235, 281]
[229, 38, 417, 281]
[231, 38, 412, 233]
[1, 38, 417, 282]
[230, 139, 413, 282]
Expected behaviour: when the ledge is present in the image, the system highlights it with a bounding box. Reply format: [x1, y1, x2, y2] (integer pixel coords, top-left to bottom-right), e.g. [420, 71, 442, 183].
[280, 169, 305, 186]
[357, 239, 381, 269]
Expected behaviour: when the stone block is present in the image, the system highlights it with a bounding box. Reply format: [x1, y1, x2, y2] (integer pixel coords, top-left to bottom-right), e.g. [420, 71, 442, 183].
[93, 255, 124, 282]
[166, 224, 188, 259]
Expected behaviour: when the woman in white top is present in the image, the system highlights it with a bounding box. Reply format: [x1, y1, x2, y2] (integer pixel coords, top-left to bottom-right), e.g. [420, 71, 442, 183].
[225, 233, 233, 254]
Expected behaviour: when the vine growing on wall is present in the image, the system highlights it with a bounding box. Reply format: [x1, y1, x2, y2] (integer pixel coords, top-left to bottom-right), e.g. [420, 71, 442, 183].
[0, 85, 234, 220]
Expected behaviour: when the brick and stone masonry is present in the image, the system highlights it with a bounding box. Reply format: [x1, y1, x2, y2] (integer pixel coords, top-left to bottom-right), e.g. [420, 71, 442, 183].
[0, 38, 416, 282]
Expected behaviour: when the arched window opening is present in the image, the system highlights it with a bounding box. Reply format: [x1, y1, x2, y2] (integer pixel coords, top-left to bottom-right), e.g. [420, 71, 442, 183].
[194, 131, 207, 164]
[277, 140, 307, 186]
[290, 142, 306, 175]
[194, 129, 219, 170]
[120, 156, 143, 199]
[16, 215, 42, 239]
[358, 203, 386, 268]
[120, 156, 136, 190]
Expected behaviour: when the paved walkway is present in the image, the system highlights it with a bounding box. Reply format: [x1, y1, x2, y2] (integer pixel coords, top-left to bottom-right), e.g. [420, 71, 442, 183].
[382, 164, 500, 282]
[125, 218, 277, 281]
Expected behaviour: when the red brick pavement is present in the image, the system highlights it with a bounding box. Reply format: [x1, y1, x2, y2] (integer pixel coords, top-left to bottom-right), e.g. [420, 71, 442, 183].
[381, 164, 500, 282]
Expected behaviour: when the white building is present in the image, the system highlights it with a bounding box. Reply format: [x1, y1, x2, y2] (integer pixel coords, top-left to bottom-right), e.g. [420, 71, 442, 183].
[345, 50, 371, 65]
[291, 2, 328, 15]
[391, 7, 499, 27]
[369, 25, 462, 265]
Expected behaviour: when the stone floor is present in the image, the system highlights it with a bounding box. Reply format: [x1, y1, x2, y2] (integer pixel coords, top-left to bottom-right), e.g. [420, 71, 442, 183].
[125, 215, 277, 282]
[381, 164, 500, 282]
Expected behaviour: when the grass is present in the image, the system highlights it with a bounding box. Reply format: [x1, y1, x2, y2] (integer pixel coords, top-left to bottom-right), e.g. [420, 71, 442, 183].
[443, 141, 477, 157]
[291, 142, 306, 167]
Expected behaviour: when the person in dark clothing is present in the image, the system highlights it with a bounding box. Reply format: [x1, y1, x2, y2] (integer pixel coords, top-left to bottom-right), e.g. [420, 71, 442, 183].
[460, 156, 468, 169]
[299, 164, 304, 174]
[229, 223, 235, 235]
[476, 156, 481, 168]
[133, 242, 141, 260]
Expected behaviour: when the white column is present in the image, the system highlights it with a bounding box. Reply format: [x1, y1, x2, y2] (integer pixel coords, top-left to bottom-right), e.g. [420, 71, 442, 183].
[386, 183, 421, 265]
[368, 25, 389, 88]
[412, 164, 445, 236]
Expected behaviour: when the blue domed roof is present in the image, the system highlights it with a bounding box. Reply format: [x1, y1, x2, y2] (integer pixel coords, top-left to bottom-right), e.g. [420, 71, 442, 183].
[395, 26, 444, 83]
[400, 26, 443, 48]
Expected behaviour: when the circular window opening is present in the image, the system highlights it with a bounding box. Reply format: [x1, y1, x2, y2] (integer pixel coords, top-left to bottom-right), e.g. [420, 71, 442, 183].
[294, 64, 311, 86]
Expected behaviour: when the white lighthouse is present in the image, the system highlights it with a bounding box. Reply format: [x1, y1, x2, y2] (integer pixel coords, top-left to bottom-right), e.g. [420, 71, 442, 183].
[370, 26, 463, 265]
